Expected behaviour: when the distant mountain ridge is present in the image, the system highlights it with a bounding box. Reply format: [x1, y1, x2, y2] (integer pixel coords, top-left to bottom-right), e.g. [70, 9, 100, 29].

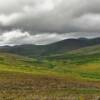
[0, 37, 100, 58]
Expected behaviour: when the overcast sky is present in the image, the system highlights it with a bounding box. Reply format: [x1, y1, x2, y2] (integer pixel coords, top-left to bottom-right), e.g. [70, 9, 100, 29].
[0, 0, 100, 45]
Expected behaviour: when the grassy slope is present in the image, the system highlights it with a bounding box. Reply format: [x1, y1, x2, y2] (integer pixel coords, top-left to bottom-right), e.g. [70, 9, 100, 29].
[0, 45, 100, 99]
[46, 45, 100, 80]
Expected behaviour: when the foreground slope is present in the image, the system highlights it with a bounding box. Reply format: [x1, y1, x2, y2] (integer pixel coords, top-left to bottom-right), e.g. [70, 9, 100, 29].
[0, 46, 100, 99]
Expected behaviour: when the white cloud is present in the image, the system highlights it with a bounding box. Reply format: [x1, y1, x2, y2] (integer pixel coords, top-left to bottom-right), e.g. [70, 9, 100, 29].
[0, 30, 72, 46]
[0, 29, 100, 46]
[0, 13, 22, 26]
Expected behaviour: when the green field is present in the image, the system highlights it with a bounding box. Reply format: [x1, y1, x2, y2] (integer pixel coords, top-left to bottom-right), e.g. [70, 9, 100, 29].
[0, 45, 100, 99]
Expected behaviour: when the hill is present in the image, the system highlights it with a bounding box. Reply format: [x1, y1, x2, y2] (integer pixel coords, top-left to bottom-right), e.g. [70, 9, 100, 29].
[46, 45, 100, 80]
[1, 38, 100, 58]
[47, 44, 100, 61]
[0, 45, 100, 99]
[1, 44, 100, 81]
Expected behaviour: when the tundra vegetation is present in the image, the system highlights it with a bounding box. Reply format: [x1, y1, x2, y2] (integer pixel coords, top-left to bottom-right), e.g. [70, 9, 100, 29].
[0, 45, 100, 99]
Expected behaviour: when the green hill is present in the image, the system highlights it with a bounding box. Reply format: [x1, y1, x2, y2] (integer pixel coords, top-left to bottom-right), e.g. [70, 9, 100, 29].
[1, 38, 100, 58]
[0, 53, 52, 75]
[46, 44, 100, 64]
[0, 45, 100, 99]
[1, 45, 100, 80]
[45, 45, 100, 80]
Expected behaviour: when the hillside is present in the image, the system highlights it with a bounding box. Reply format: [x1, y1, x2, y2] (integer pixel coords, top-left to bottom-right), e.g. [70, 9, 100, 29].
[0, 45, 100, 99]
[1, 44, 100, 81]
[46, 44, 100, 64]
[1, 38, 100, 58]
[45, 45, 100, 80]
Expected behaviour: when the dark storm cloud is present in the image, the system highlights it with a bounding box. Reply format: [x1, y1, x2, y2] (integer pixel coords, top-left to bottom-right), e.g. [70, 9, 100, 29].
[0, 0, 100, 45]
[0, 0, 100, 33]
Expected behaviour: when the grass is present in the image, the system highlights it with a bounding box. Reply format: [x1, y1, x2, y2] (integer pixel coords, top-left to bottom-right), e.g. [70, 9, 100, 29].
[0, 71, 100, 100]
[0, 45, 100, 99]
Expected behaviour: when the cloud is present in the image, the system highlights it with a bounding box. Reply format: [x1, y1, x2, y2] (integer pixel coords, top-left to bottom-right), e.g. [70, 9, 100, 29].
[0, 0, 100, 32]
[0, 30, 71, 46]
[0, 29, 100, 46]
[0, 0, 100, 45]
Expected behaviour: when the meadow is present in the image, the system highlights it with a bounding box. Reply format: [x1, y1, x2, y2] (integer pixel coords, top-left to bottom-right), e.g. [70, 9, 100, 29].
[0, 45, 100, 99]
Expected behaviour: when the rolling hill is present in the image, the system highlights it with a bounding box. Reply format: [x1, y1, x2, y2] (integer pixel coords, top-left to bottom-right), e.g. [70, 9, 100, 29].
[0, 41, 100, 99]
[45, 45, 100, 78]
[0, 44, 100, 81]
[1, 38, 100, 58]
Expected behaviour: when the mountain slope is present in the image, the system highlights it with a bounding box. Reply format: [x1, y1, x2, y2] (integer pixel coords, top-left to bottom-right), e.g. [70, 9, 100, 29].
[1, 38, 100, 58]
[0, 44, 100, 80]
[46, 44, 100, 63]
[0, 46, 100, 99]
[0, 45, 100, 80]
[0, 53, 100, 99]
[44, 45, 100, 81]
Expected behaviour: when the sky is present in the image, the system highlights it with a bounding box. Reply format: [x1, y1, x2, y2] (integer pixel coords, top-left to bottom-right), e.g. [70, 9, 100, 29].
[0, 0, 100, 45]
